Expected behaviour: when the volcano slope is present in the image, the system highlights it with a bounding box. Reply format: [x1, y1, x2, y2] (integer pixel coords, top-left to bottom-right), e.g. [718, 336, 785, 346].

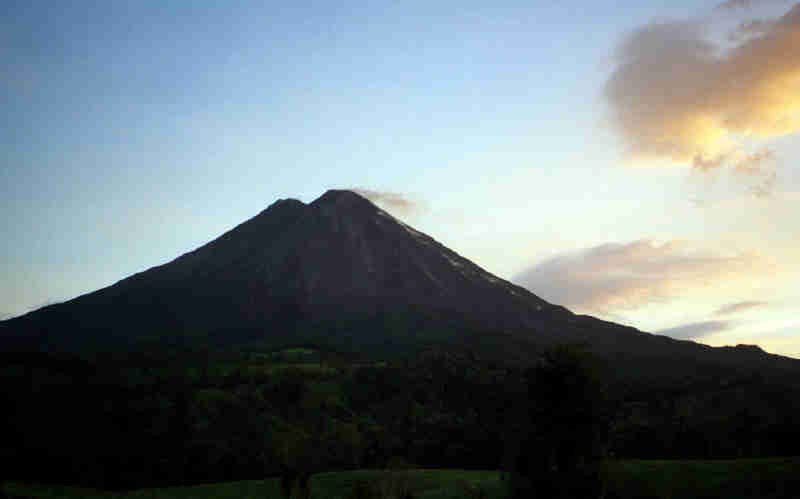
[2, 190, 798, 381]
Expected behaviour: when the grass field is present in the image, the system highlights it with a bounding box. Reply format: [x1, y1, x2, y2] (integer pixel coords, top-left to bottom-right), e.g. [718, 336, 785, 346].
[3, 470, 501, 499]
[603, 457, 800, 498]
[5, 458, 800, 499]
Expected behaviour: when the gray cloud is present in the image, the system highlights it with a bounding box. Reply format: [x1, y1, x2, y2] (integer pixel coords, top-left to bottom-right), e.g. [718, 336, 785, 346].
[605, 3, 800, 195]
[717, 0, 753, 9]
[512, 240, 759, 312]
[714, 300, 768, 315]
[351, 188, 423, 216]
[657, 320, 734, 339]
[717, 0, 792, 10]
[729, 19, 775, 41]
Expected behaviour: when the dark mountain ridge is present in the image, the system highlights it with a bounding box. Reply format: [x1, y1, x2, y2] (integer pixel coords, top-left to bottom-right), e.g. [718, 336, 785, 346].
[2, 190, 798, 377]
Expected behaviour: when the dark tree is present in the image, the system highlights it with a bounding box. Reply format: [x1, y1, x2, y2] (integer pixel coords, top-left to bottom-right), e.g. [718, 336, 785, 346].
[506, 345, 611, 499]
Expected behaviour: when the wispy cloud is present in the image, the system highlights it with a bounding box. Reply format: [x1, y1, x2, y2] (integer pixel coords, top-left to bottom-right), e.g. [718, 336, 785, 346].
[716, 0, 754, 10]
[729, 19, 775, 41]
[605, 3, 800, 195]
[351, 188, 424, 216]
[714, 300, 768, 315]
[512, 239, 760, 312]
[716, 0, 791, 10]
[657, 320, 734, 339]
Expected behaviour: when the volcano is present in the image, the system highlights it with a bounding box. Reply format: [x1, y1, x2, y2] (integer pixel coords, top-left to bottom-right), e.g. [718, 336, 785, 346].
[2, 190, 798, 374]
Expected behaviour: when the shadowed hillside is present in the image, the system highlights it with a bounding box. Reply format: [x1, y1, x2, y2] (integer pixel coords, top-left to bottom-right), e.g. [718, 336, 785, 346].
[2, 191, 798, 387]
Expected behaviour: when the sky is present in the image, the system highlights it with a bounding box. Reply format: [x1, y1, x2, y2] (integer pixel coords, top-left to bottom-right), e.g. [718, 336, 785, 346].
[2, 0, 799, 357]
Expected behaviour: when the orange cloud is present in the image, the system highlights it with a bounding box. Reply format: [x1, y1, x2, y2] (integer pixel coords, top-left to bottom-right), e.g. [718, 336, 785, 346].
[605, 4, 800, 192]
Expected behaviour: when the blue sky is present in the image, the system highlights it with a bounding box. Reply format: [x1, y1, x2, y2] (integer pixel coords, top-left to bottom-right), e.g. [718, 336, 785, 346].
[3, 1, 799, 357]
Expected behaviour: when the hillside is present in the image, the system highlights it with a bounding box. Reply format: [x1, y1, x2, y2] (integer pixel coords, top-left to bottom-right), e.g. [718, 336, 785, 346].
[2, 190, 797, 382]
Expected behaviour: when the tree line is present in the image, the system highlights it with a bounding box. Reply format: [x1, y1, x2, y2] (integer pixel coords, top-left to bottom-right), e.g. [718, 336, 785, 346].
[2, 344, 799, 497]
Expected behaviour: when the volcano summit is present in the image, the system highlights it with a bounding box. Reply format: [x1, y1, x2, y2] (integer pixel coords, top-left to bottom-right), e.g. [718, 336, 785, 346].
[2, 190, 798, 374]
[1, 190, 555, 352]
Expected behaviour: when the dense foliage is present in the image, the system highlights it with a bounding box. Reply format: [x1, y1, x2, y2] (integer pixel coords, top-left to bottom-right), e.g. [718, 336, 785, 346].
[504, 346, 611, 498]
[2, 343, 800, 494]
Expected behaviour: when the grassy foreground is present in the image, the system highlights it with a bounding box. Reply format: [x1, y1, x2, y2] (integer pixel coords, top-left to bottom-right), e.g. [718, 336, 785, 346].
[3, 470, 502, 499]
[604, 457, 800, 498]
[5, 458, 800, 499]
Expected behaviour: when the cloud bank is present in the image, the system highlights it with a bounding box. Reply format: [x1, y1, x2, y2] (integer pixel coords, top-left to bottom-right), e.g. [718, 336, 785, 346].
[605, 3, 800, 193]
[714, 300, 768, 315]
[656, 320, 734, 339]
[512, 240, 759, 312]
[716, 0, 754, 10]
[351, 188, 423, 216]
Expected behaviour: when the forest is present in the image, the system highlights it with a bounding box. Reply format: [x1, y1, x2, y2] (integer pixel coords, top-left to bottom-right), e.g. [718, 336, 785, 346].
[3, 341, 800, 498]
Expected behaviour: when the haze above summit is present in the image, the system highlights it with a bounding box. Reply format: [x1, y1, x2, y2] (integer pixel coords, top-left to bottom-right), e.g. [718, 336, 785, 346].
[2, 1, 798, 356]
